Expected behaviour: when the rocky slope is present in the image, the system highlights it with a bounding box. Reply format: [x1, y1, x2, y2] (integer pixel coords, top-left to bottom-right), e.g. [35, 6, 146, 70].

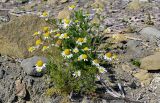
[0, 0, 160, 103]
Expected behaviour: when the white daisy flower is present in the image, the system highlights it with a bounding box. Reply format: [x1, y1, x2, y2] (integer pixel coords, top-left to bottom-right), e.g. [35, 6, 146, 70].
[62, 19, 71, 29]
[68, 5, 76, 10]
[98, 66, 107, 74]
[42, 46, 49, 51]
[28, 46, 36, 52]
[104, 52, 112, 61]
[96, 74, 101, 81]
[92, 59, 100, 66]
[83, 47, 91, 51]
[78, 54, 88, 61]
[62, 49, 73, 59]
[73, 70, 81, 77]
[40, 11, 50, 18]
[59, 33, 69, 39]
[35, 39, 43, 48]
[35, 60, 46, 72]
[73, 47, 79, 53]
[43, 32, 50, 39]
[76, 37, 87, 45]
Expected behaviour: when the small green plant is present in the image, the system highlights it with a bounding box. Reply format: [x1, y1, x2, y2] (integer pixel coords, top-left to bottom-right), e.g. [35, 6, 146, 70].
[130, 59, 141, 67]
[28, 6, 117, 95]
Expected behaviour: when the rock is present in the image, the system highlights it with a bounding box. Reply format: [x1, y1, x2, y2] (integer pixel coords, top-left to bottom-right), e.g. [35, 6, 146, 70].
[91, 0, 105, 9]
[16, 0, 29, 3]
[0, 0, 9, 3]
[111, 33, 128, 43]
[0, 16, 10, 23]
[0, 15, 52, 58]
[47, 0, 58, 5]
[21, 56, 47, 76]
[0, 69, 5, 79]
[127, 0, 141, 11]
[140, 52, 160, 70]
[139, 27, 160, 42]
[103, 18, 114, 26]
[82, 97, 90, 103]
[60, 0, 68, 3]
[15, 80, 26, 98]
[150, 76, 160, 92]
[133, 69, 152, 86]
[121, 64, 133, 73]
[91, 16, 100, 24]
[43, 96, 62, 103]
[26, 101, 33, 103]
[126, 40, 142, 56]
[127, 40, 141, 50]
[57, 9, 71, 19]
[139, 0, 148, 2]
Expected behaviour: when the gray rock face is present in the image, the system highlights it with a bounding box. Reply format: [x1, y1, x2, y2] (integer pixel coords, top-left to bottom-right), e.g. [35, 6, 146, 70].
[140, 27, 160, 42]
[140, 52, 160, 70]
[21, 56, 47, 76]
[0, 69, 5, 79]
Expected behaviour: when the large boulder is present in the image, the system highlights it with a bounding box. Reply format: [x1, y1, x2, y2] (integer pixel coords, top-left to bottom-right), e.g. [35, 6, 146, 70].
[0, 15, 52, 58]
[140, 52, 160, 70]
[139, 27, 160, 42]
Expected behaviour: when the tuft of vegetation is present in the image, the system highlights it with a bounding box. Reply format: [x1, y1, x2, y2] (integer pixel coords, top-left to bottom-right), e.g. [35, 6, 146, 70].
[130, 59, 141, 67]
[28, 5, 117, 96]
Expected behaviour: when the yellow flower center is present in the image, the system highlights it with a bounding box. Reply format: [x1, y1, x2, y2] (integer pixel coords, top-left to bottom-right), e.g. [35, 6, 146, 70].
[36, 39, 42, 45]
[93, 59, 99, 64]
[43, 32, 50, 37]
[42, 46, 48, 51]
[55, 33, 61, 37]
[43, 26, 49, 32]
[28, 46, 35, 52]
[33, 32, 39, 36]
[83, 47, 90, 51]
[105, 52, 112, 58]
[64, 19, 70, 24]
[77, 38, 84, 42]
[56, 40, 62, 46]
[73, 48, 79, 53]
[82, 54, 87, 59]
[42, 11, 48, 17]
[36, 60, 44, 67]
[63, 33, 68, 38]
[69, 5, 76, 9]
[75, 20, 79, 23]
[64, 49, 71, 55]
[99, 68, 105, 73]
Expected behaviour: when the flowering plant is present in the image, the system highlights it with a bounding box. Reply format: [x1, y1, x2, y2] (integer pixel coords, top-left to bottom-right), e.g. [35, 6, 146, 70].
[28, 6, 117, 95]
